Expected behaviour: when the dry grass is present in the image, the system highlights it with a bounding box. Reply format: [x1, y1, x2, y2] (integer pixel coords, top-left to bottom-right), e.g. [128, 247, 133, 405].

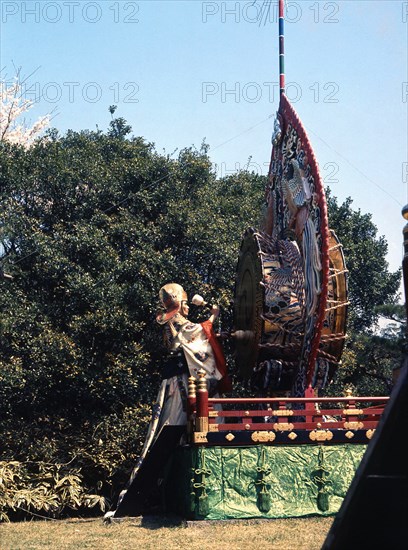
[0, 515, 333, 550]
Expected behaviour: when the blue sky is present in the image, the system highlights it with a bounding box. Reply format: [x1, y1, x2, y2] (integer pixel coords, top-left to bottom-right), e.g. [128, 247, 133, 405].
[1, 0, 408, 293]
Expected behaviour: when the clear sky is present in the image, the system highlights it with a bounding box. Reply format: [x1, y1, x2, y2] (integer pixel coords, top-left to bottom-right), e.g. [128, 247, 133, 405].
[1, 0, 408, 293]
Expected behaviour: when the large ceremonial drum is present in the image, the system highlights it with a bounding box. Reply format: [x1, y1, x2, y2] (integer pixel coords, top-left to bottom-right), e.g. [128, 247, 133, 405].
[234, 228, 305, 391]
[233, 94, 348, 396]
[234, 228, 348, 394]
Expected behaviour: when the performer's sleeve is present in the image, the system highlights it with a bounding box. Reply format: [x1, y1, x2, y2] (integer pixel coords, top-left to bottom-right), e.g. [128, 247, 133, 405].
[200, 320, 232, 394]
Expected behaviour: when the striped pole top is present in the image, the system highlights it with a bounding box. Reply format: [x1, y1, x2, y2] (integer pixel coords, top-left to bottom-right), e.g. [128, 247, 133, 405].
[279, 0, 285, 94]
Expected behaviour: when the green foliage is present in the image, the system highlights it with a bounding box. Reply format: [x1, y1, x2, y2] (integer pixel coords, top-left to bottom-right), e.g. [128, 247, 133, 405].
[0, 461, 106, 522]
[0, 122, 264, 517]
[326, 303, 407, 397]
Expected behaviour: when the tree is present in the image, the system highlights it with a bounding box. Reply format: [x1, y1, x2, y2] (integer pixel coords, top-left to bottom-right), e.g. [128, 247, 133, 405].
[0, 71, 50, 147]
[0, 119, 264, 517]
[325, 316, 406, 397]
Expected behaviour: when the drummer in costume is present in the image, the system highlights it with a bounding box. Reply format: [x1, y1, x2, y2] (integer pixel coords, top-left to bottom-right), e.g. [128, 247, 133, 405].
[113, 283, 231, 509]
[155, 282, 232, 431]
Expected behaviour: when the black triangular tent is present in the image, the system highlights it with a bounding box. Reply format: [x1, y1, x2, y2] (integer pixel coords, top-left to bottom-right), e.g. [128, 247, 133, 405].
[321, 362, 408, 549]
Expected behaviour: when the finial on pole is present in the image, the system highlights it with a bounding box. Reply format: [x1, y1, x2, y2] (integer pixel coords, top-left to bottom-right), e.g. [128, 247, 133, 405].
[279, 0, 285, 95]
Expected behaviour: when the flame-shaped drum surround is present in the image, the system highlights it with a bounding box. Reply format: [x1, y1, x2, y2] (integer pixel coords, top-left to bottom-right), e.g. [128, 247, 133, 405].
[233, 94, 347, 395]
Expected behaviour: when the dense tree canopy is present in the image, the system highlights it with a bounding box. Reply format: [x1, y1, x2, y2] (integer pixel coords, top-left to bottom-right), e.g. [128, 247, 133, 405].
[0, 120, 265, 515]
[0, 118, 403, 518]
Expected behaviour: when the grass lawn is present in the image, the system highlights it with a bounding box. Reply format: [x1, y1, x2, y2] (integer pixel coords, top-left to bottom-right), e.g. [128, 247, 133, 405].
[0, 515, 333, 550]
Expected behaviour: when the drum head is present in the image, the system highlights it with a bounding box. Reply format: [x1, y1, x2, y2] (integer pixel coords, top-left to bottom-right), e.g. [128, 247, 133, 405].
[233, 228, 305, 386]
[233, 228, 264, 379]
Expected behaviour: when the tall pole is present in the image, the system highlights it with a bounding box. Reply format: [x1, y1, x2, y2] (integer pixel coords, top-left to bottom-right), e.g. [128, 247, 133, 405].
[279, 0, 285, 95]
[402, 205, 408, 325]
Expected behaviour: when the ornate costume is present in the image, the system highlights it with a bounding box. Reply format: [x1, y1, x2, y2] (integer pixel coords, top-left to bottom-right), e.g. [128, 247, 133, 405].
[155, 283, 231, 427]
[110, 283, 231, 516]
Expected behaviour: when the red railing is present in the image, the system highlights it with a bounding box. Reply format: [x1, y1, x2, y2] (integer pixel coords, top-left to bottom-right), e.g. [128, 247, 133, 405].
[187, 371, 389, 445]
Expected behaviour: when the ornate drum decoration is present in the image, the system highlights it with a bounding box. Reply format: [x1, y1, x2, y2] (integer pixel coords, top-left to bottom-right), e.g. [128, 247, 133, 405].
[234, 228, 305, 391]
[313, 230, 348, 389]
[234, 94, 348, 396]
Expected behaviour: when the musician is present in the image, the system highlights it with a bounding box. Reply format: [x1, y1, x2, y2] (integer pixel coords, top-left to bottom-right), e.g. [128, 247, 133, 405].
[105, 283, 231, 519]
[155, 282, 231, 431]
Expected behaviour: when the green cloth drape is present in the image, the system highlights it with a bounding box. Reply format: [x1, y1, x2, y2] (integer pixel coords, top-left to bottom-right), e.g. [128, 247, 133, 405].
[164, 444, 367, 520]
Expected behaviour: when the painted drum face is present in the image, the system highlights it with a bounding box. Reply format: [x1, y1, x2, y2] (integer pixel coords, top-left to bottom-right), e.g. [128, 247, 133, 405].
[234, 228, 304, 392]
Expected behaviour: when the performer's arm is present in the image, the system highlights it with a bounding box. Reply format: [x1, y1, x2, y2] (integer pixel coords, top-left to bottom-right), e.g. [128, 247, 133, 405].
[208, 304, 220, 324]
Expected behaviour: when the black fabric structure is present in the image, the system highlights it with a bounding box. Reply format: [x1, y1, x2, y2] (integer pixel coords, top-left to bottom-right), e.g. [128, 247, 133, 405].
[321, 363, 408, 550]
[112, 425, 186, 518]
